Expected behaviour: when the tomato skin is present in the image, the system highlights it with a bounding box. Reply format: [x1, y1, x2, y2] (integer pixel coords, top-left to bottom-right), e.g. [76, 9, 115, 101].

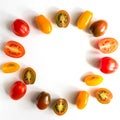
[2, 62, 20, 73]
[76, 91, 89, 109]
[36, 91, 51, 110]
[4, 40, 25, 58]
[100, 57, 118, 74]
[35, 15, 52, 34]
[55, 10, 70, 28]
[9, 81, 27, 100]
[22, 67, 36, 84]
[84, 74, 103, 86]
[53, 98, 68, 115]
[98, 38, 118, 54]
[90, 20, 107, 37]
[77, 10, 93, 30]
[95, 88, 113, 104]
[11, 19, 30, 37]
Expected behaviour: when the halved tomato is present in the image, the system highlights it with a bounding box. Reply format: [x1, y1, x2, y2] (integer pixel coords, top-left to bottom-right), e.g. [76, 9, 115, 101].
[4, 40, 25, 58]
[98, 38, 118, 54]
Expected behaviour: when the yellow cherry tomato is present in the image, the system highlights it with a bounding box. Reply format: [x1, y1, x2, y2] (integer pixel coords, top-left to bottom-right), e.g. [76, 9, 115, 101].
[77, 10, 93, 30]
[76, 91, 89, 109]
[2, 62, 20, 73]
[35, 15, 52, 34]
[84, 74, 103, 86]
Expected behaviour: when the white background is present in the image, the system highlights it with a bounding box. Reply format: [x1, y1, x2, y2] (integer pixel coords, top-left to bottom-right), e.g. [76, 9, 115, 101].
[0, 0, 120, 120]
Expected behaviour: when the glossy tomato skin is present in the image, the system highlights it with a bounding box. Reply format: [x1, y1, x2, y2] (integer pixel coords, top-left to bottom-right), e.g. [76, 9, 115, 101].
[36, 91, 51, 110]
[11, 19, 30, 37]
[95, 88, 113, 104]
[100, 57, 118, 74]
[4, 40, 25, 58]
[9, 81, 27, 100]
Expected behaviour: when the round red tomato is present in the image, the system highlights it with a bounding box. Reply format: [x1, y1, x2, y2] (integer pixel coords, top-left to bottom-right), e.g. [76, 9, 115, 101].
[9, 81, 27, 100]
[4, 40, 25, 58]
[11, 19, 30, 37]
[99, 57, 118, 74]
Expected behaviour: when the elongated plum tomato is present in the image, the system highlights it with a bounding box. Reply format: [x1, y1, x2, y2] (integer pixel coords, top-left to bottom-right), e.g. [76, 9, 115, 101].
[90, 20, 107, 37]
[2, 62, 20, 73]
[22, 67, 36, 84]
[99, 57, 118, 74]
[35, 15, 52, 34]
[95, 88, 113, 104]
[36, 91, 51, 110]
[4, 40, 25, 58]
[98, 38, 118, 54]
[53, 98, 68, 115]
[76, 91, 89, 109]
[55, 10, 70, 28]
[11, 19, 30, 37]
[9, 81, 27, 100]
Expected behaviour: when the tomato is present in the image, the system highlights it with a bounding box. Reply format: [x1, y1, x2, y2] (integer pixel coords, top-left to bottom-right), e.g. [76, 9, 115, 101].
[4, 40, 25, 58]
[2, 62, 20, 73]
[35, 15, 52, 34]
[95, 88, 113, 104]
[76, 91, 89, 109]
[11, 19, 30, 37]
[77, 10, 93, 30]
[90, 20, 107, 37]
[99, 57, 118, 74]
[22, 67, 36, 84]
[84, 74, 103, 86]
[36, 91, 51, 110]
[9, 81, 27, 100]
[55, 10, 70, 28]
[53, 98, 68, 115]
[98, 38, 118, 54]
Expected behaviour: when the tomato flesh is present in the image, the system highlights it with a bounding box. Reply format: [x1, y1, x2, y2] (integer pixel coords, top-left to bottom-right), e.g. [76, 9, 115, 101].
[4, 40, 25, 58]
[9, 81, 27, 100]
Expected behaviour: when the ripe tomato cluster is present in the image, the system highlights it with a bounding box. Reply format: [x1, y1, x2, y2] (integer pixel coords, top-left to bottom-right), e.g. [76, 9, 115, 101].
[1, 9, 119, 115]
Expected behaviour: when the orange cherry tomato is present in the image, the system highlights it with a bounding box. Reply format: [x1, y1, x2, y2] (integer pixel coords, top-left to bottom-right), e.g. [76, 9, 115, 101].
[98, 38, 118, 54]
[53, 98, 68, 116]
[4, 40, 25, 58]
[76, 91, 89, 109]
[95, 88, 113, 104]
[22, 67, 36, 84]
[2, 62, 20, 73]
[35, 15, 52, 34]
[55, 10, 70, 28]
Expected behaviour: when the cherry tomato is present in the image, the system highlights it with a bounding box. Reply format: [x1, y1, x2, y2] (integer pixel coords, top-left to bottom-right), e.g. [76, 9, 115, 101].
[22, 67, 36, 84]
[11, 19, 30, 37]
[84, 74, 103, 86]
[99, 57, 118, 74]
[90, 20, 107, 37]
[4, 40, 25, 58]
[9, 81, 27, 100]
[95, 88, 113, 104]
[53, 98, 68, 115]
[98, 38, 118, 54]
[55, 10, 70, 28]
[36, 91, 51, 110]
[77, 10, 93, 30]
[2, 62, 20, 73]
[35, 15, 52, 34]
[76, 91, 89, 109]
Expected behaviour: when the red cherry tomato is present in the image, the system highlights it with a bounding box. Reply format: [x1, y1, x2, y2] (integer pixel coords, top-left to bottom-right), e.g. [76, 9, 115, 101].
[9, 81, 27, 100]
[4, 40, 25, 58]
[99, 57, 118, 74]
[11, 19, 30, 37]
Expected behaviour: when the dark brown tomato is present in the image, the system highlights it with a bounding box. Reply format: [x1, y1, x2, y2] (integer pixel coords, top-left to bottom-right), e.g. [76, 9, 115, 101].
[22, 67, 36, 84]
[36, 91, 51, 110]
[53, 98, 68, 115]
[90, 20, 108, 37]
